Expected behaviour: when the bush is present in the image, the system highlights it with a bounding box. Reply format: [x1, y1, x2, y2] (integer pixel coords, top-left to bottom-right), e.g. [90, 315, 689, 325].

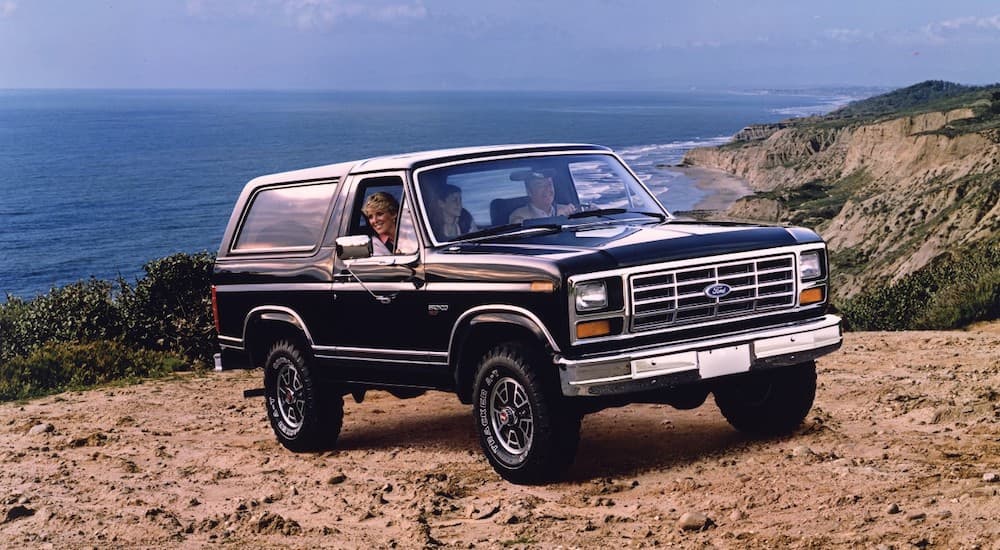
[839, 243, 1000, 330]
[0, 252, 216, 401]
[0, 279, 123, 364]
[0, 340, 185, 402]
[118, 252, 216, 367]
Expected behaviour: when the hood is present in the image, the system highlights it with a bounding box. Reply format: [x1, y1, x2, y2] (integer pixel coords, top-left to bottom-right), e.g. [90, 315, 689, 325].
[448, 221, 821, 273]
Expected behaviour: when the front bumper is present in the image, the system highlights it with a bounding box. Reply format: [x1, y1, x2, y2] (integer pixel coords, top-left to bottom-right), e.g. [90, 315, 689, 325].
[555, 314, 842, 397]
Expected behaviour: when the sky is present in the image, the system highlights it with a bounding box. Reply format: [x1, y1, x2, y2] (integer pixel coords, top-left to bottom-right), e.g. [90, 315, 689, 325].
[1, 0, 998, 90]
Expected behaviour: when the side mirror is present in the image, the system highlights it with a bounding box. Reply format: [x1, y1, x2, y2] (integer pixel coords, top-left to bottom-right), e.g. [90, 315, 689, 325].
[336, 235, 373, 260]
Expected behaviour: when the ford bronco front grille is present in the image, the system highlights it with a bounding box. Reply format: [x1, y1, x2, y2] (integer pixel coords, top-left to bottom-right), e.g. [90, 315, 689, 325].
[629, 255, 796, 332]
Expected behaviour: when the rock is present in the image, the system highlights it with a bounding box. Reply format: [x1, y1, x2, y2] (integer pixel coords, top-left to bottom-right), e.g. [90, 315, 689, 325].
[728, 509, 746, 522]
[327, 473, 347, 485]
[935, 510, 952, 519]
[886, 503, 900, 515]
[4, 505, 35, 523]
[791, 445, 815, 458]
[677, 511, 711, 531]
[983, 472, 999, 483]
[474, 503, 500, 520]
[497, 511, 521, 525]
[28, 423, 54, 436]
[255, 512, 301, 535]
[69, 432, 108, 447]
[906, 511, 926, 521]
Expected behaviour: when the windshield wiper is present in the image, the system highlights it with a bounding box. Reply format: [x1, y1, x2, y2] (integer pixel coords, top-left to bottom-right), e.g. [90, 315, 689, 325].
[568, 208, 667, 223]
[631, 211, 668, 222]
[567, 208, 628, 219]
[455, 220, 563, 243]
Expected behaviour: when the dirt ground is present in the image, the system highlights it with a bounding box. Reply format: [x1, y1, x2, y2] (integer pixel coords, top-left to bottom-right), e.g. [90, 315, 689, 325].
[2, 324, 999, 549]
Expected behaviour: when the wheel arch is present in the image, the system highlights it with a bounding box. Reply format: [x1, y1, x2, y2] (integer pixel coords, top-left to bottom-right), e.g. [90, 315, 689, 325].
[449, 306, 559, 404]
[243, 306, 314, 367]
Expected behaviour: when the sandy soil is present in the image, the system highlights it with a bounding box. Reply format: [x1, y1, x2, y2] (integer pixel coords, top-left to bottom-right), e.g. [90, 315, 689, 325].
[2, 324, 999, 549]
[672, 166, 754, 212]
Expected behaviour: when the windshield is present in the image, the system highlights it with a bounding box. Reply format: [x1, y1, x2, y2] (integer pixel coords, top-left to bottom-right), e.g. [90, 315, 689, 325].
[415, 153, 667, 243]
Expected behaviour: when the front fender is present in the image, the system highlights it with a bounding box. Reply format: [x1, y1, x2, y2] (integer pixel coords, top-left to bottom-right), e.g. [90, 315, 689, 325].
[447, 305, 562, 404]
[450, 305, 560, 356]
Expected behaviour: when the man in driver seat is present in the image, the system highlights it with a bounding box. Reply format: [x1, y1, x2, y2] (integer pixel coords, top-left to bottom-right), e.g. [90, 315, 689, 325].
[509, 171, 577, 223]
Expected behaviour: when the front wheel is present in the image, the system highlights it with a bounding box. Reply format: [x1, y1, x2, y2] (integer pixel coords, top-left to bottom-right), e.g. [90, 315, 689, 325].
[473, 342, 580, 484]
[263, 339, 343, 452]
[713, 361, 817, 437]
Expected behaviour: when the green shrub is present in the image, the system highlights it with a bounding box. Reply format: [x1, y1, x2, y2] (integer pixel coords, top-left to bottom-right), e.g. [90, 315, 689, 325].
[839, 243, 1000, 330]
[0, 339, 185, 402]
[118, 252, 216, 367]
[1, 252, 216, 401]
[0, 279, 123, 364]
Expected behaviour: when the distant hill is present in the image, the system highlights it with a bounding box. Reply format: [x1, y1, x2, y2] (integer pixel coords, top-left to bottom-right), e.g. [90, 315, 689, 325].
[830, 80, 992, 118]
[683, 80, 1000, 329]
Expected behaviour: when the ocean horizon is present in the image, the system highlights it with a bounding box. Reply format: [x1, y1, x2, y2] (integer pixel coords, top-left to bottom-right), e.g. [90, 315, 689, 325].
[0, 88, 870, 300]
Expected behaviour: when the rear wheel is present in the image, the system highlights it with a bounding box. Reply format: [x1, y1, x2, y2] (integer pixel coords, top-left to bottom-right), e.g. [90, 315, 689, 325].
[263, 339, 343, 452]
[713, 361, 817, 436]
[473, 342, 580, 484]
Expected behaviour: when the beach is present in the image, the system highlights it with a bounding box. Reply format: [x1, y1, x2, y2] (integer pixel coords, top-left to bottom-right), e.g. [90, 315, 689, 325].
[670, 165, 755, 214]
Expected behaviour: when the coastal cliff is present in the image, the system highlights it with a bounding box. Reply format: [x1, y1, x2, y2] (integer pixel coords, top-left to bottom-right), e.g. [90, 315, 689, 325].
[683, 81, 1000, 300]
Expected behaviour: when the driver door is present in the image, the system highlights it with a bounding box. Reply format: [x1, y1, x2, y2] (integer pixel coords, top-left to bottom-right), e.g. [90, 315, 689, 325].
[319, 173, 448, 387]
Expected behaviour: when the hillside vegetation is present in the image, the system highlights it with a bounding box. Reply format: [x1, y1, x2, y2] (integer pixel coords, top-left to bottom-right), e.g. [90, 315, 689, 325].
[0, 253, 215, 401]
[684, 80, 1000, 330]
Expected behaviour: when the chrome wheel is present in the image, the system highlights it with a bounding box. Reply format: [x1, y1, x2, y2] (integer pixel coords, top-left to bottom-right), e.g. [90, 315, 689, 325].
[274, 357, 305, 431]
[264, 339, 343, 452]
[489, 376, 534, 456]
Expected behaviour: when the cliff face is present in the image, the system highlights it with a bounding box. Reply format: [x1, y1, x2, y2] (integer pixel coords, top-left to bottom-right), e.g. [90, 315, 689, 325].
[684, 108, 1000, 298]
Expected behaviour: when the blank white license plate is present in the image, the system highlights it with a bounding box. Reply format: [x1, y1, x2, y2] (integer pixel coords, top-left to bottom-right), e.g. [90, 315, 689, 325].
[698, 345, 752, 378]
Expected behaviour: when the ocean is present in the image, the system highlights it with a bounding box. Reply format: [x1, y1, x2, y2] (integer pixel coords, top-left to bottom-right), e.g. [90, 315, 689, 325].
[0, 89, 859, 299]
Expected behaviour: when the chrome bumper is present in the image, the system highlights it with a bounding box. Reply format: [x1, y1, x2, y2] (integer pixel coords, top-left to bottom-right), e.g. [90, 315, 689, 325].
[555, 314, 842, 397]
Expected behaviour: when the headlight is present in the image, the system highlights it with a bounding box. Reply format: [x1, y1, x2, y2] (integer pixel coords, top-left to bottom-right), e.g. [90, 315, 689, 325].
[799, 251, 823, 281]
[574, 281, 608, 312]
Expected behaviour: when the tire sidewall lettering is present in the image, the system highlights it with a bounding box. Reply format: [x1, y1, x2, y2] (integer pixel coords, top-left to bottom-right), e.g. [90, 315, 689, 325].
[476, 362, 529, 468]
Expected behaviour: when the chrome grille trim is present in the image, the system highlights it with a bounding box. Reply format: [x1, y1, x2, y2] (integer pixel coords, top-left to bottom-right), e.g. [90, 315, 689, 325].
[630, 254, 796, 332]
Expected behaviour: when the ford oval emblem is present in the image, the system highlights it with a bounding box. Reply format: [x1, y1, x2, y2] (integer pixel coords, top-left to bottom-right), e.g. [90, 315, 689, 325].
[704, 283, 732, 299]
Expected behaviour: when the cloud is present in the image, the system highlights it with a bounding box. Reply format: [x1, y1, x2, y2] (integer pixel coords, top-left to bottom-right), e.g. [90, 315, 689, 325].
[820, 16, 1000, 47]
[824, 28, 870, 44]
[921, 14, 1000, 43]
[1, 1, 16, 18]
[274, 0, 429, 30]
[936, 15, 1000, 31]
[183, 0, 426, 29]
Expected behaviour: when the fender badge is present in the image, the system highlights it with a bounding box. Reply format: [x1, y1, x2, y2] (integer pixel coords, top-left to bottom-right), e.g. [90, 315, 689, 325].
[428, 304, 449, 316]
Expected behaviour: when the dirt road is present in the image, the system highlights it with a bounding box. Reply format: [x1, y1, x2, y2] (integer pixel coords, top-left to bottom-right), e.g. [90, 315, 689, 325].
[3, 324, 999, 548]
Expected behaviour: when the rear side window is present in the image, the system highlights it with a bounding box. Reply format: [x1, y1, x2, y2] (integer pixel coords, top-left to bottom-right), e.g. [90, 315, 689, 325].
[233, 182, 337, 252]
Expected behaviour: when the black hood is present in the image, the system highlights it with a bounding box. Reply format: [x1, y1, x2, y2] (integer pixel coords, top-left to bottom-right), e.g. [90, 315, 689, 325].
[450, 221, 821, 273]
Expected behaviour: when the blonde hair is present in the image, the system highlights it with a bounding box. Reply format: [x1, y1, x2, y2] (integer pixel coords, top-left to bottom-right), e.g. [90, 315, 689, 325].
[362, 191, 399, 217]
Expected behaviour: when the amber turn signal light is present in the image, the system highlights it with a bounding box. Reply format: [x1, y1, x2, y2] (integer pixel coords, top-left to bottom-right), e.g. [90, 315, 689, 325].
[576, 320, 612, 339]
[530, 280, 555, 292]
[799, 287, 824, 305]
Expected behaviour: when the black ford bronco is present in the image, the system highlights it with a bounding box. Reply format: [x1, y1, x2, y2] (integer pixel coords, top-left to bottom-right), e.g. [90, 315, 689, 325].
[212, 144, 842, 483]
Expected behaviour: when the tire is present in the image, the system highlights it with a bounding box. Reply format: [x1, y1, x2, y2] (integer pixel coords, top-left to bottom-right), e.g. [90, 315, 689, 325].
[713, 361, 817, 437]
[473, 342, 580, 484]
[263, 339, 343, 452]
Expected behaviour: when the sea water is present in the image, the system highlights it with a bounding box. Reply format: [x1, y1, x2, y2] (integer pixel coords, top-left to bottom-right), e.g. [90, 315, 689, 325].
[0, 89, 859, 299]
